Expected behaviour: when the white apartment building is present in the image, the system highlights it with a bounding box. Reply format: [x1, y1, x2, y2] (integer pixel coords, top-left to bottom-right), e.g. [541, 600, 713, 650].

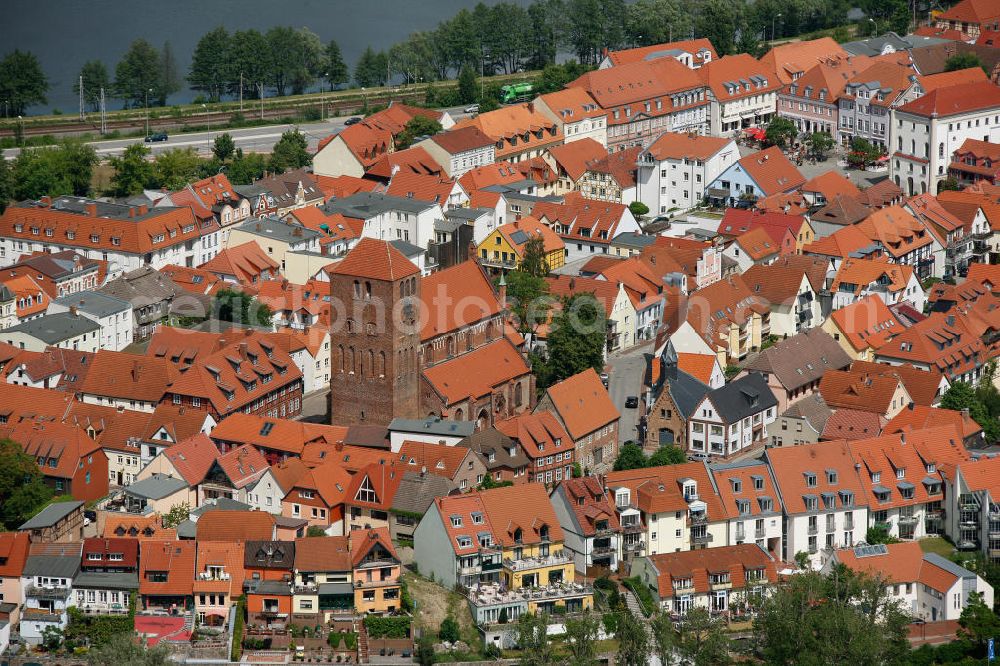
[48, 290, 133, 352]
[890, 80, 1000, 195]
[324, 192, 443, 251]
[637, 132, 739, 215]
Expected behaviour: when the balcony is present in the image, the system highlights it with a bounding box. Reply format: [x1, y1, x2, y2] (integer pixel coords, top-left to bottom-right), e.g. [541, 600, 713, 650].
[467, 581, 593, 612]
[691, 530, 713, 545]
[755, 527, 766, 538]
[689, 513, 708, 526]
[503, 552, 573, 572]
[480, 256, 518, 270]
[26, 586, 71, 600]
[735, 529, 746, 542]
[458, 564, 482, 576]
[620, 522, 643, 535]
[623, 540, 645, 553]
[898, 514, 918, 525]
[591, 544, 616, 557]
[594, 526, 617, 538]
[807, 524, 818, 535]
[354, 577, 397, 589]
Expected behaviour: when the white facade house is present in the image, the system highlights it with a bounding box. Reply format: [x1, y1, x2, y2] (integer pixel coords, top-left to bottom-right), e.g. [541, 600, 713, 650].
[19, 552, 80, 645]
[687, 373, 778, 460]
[890, 81, 1000, 196]
[73, 572, 137, 615]
[324, 192, 443, 252]
[2, 311, 102, 353]
[244, 468, 287, 515]
[637, 133, 739, 215]
[47, 290, 133, 352]
[532, 88, 609, 147]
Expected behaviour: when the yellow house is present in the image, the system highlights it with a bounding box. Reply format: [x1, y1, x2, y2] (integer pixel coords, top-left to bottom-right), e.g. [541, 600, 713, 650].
[477, 216, 565, 273]
[792, 217, 816, 252]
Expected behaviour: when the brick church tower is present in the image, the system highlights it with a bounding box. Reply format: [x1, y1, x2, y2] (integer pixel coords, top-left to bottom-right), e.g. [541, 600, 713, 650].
[328, 239, 422, 424]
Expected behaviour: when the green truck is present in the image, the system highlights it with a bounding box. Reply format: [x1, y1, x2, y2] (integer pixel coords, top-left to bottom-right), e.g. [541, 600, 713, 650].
[500, 82, 534, 104]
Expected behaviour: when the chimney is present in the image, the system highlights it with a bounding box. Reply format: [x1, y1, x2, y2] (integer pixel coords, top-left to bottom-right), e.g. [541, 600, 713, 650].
[85, 202, 98, 217]
[239, 342, 249, 359]
[138, 204, 148, 216]
[128, 207, 136, 218]
[40, 196, 51, 206]
[69, 305, 78, 316]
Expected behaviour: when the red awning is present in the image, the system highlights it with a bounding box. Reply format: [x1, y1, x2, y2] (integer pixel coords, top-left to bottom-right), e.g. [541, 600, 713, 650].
[745, 128, 766, 140]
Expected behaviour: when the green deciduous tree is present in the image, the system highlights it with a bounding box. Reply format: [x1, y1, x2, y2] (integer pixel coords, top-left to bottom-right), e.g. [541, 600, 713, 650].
[189, 27, 230, 102]
[269, 129, 311, 173]
[12, 140, 98, 200]
[457, 64, 478, 104]
[325, 40, 349, 89]
[355, 46, 388, 88]
[677, 607, 730, 666]
[87, 632, 172, 665]
[153, 148, 204, 191]
[114, 40, 161, 109]
[502, 269, 551, 336]
[564, 610, 600, 665]
[696, 0, 741, 55]
[945, 52, 989, 76]
[847, 136, 883, 170]
[395, 116, 443, 150]
[214, 288, 273, 327]
[806, 131, 834, 159]
[227, 148, 268, 185]
[225, 29, 269, 99]
[615, 609, 650, 666]
[519, 234, 551, 278]
[765, 117, 798, 149]
[629, 201, 649, 218]
[108, 143, 155, 196]
[566, 0, 627, 65]
[161, 502, 190, 528]
[626, 0, 692, 47]
[0, 49, 49, 115]
[0, 438, 55, 529]
[650, 611, 677, 666]
[438, 615, 460, 643]
[756, 567, 910, 665]
[533, 293, 606, 389]
[156, 41, 181, 106]
[648, 445, 686, 466]
[516, 612, 555, 665]
[212, 132, 236, 162]
[74, 60, 110, 112]
[0, 158, 12, 213]
[941, 373, 1000, 443]
[614, 442, 648, 471]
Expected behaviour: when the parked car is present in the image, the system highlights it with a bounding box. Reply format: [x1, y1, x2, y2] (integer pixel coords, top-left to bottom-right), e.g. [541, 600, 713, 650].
[144, 132, 168, 142]
[600, 372, 609, 387]
[688, 452, 710, 463]
[625, 396, 639, 409]
[343, 116, 362, 126]
[464, 104, 480, 114]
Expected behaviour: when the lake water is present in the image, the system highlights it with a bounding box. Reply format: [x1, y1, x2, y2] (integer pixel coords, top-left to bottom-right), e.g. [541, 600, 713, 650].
[4, 0, 523, 114]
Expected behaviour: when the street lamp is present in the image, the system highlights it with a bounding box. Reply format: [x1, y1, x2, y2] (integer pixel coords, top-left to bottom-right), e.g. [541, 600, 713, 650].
[144, 88, 152, 137]
[322, 72, 328, 121]
[869, 18, 877, 36]
[772, 13, 782, 42]
[202, 103, 210, 148]
[16, 115, 23, 147]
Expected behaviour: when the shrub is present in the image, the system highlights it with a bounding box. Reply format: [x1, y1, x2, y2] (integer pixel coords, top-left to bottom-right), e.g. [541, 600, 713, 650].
[439, 615, 460, 643]
[363, 615, 411, 639]
[622, 577, 655, 616]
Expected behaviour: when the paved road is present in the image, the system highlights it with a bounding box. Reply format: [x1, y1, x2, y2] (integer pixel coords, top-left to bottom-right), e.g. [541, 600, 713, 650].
[2, 105, 470, 160]
[607, 341, 653, 447]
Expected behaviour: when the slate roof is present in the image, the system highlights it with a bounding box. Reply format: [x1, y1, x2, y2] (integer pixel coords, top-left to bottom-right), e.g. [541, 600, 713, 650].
[124, 474, 188, 500]
[743, 328, 851, 392]
[244, 541, 296, 569]
[52, 290, 131, 318]
[456, 428, 528, 471]
[74, 571, 139, 590]
[780, 393, 833, 434]
[390, 471, 458, 516]
[19, 501, 83, 530]
[3, 312, 101, 344]
[658, 367, 711, 420]
[705, 372, 777, 423]
[389, 416, 475, 438]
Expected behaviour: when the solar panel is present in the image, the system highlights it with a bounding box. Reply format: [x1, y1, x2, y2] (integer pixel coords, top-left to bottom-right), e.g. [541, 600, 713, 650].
[853, 544, 888, 558]
[510, 230, 530, 245]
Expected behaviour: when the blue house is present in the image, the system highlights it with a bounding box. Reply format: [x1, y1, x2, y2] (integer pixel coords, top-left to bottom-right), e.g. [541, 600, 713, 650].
[706, 146, 805, 207]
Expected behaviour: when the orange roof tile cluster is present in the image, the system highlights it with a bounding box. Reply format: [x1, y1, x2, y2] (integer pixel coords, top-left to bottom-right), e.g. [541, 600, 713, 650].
[583, 145, 641, 189]
[830, 257, 914, 297]
[735, 146, 806, 197]
[165, 329, 303, 416]
[312, 174, 379, 200]
[914, 25, 968, 41]
[884, 404, 982, 441]
[604, 38, 718, 68]
[545, 274, 622, 319]
[828, 295, 903, 354]
[785, 54, 874, 104]
[819, 369, 908, 415]
[161, 433, 221, 485]
[422, 337, 530, 406]
[321, 122, 392, 168]
[195, 510, 275, 542]
[1, 273, 49, 319]
[532, 193, 632, 247]
[423, 124, 495, 157]
[0, 531, 31, 579]
[598, 256, 663, 311]
[345, 461, 404, 511]
[348, 526, 399, 568]
[676, 352, 719, 386]
[0, 198, 202, 257]
[209, 412, 347, 457]
[454, 104, 561, 159]
[397, 440, 475, 479]
[288, 207, 365, 247]
[139, 539, 196, 597]
[844, 433, 943, 510]
[802, 170, 863, 201]
[711, 462, 780, 520]
[874, 307, 993, 379]
[496, 216, 565, 259]
[287, 458, 353, 507]
[897, 80, 1000, 118]
[937, 0, 1000, 27]
[733, 226, 781, 261]
[760, 38, 850, 84]
[847, 361, 946, 408]
[558, 476, 620, 537]
[494, 411, 572, 462]
[834, 541, 955, 590]
[684, 275, 770, 350]
[419, 260, 502, 341]
[366, 146, 443, 181]
[917, 67, 989, 95]
[698, 54, 782, 101]
[364, 103, 447, 136]
[606, 461, 728, 518]
[842, 58, 917, 109]
[568, 58, 707, 123]
[294, 535, 351, 572]
[199, 241, 279, 286]
[76, 350, 179, 403]
[160, 264, 224, 296]
[957, 455, 1000, 500]
[541, 368, 619, 440]
[385, 171, 462, 206]
[765, 440, 868, 513]
[547, 138, 609, 182]
[534, 87, 606, 123]
[644, 544, 780, 599]
[642, 131, 734, 163]
[194, 541, 245, 597]
[327, 237, 419, 282]
[820, 408, 886, 441]
[104, 514, 175, 540]
[2, 419, 102, 482]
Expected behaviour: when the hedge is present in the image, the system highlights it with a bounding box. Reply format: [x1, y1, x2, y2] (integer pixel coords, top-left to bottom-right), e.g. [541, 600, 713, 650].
[231, 595, 246, 662]
[364, 615, 411, 639]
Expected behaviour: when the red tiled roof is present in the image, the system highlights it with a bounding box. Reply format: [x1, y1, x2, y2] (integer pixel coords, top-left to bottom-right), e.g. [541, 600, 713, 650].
[547, 138, 609, 182]
[736, 146, 806, 196]
[425, 125, 495, 154]
[541, 368, 619, 440]
[760, 38, 849, 84]
[348, 526, 399, 568]
[733, 227, 781, 261]
[819, 369, 908, 415]
[644, 544, 779, 599]
[422, 338, 530, 406]
[937, 0, 1000, 25]
[366, 146, 443, 180]
[194, 540, 244, 597]
[104, 514, 175, 540]
[199, 241, 279, 285]
[419, 260, 501, 341]
[195, 511, 276, 542]
[494, 411, 572, 461]
[698, 54, 782, 101]
[568, 58, 706, 120]
[386, 171, 462, 206]
[897, 80, 1000, 118]
[76, 350, 178, 403]
[642, 131, 734, 162]
[828, 295, 903, 353]
[398, 440, 475, 479]
[0, 532, 31, 578]
[294, 535, 351, 572]
[559, 476, 619, 537]
[139, 539, 196, 597]
[605, 38, 718, 68]
[802, 170, 863, 200]
[327, 237, 419, 281]
[884, 404, 982, 441]
[210, 412, 347, 457]
[765, 439, 868, 513]
[345, 462, 403, 511]
[162, 433, 221, 485]
[81, 537, 139, 569]
[848, 361, 947, 408]
[544, 274, 622, 319]
[313, 174, 379, 200]
[830, 257, 913, 297]
[4, 419, 102, 483]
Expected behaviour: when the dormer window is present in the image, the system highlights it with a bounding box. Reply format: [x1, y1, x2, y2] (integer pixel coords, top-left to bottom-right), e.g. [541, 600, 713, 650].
[826, 470, 837, 485]
[896, 467, 905, 480]
[871, 472, 881, 484]
[804, 472, 816, 488]
[752, 475, 764, 491]
[450, 515, 463, 528]
[539, 525, 550, 541]
[513, 528, 523, 544]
